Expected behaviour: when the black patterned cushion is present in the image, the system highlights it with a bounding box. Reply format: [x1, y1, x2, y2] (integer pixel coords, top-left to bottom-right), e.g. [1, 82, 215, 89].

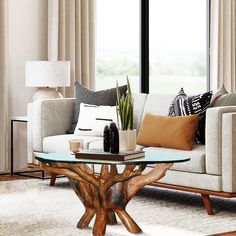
[168, 88, 213, 144]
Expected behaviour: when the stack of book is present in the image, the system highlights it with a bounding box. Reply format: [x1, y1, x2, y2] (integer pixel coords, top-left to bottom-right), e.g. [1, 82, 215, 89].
[75, 149, 145, 161]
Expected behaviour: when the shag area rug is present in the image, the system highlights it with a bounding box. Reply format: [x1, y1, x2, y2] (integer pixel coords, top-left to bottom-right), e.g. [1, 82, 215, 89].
[1, 179, 236, 236]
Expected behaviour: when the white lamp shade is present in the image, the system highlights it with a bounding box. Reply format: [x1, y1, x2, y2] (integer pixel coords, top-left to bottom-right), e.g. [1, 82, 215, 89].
[25, 61, 70, 87]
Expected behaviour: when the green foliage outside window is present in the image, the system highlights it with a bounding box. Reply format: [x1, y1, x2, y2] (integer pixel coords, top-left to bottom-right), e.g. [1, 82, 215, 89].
[97, 52, 206, 78]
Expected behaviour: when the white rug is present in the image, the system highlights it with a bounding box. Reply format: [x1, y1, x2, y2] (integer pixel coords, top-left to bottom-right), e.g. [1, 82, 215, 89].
[1, 179, 236, 236]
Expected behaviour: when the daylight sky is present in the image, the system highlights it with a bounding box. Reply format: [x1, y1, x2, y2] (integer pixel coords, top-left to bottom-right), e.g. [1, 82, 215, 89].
[97, 0, 206, 53]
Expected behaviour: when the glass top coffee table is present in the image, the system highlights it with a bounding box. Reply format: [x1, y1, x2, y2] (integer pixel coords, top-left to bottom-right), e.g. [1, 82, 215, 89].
[35, 151, 189, 236]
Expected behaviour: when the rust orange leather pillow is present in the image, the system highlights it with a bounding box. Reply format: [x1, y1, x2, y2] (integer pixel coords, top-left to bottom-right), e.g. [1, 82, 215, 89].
[137, 113, 199, 151]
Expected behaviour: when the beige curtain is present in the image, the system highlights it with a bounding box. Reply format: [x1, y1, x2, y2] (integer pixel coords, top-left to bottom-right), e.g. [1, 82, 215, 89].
[0, 0, 8, 171]
[210, 0, 236, 92]
[48, 0, 96, 97]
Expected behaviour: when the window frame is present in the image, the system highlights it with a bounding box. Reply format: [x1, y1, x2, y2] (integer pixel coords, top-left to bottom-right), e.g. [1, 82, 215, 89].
[140, 0, 210, 93]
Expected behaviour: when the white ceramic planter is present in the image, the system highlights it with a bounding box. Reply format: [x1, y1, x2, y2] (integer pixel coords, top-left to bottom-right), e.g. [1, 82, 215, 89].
[119, 129, 136, 152]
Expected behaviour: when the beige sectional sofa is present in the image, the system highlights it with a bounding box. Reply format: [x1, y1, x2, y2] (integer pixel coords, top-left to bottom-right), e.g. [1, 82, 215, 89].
[27, 93, 236, 215]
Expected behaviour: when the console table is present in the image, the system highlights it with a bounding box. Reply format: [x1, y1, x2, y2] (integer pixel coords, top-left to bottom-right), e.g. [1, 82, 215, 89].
[10, 116, 44, 179]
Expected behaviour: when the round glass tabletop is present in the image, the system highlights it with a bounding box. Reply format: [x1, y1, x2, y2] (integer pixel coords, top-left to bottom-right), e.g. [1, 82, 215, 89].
[35, 151, 190, 165]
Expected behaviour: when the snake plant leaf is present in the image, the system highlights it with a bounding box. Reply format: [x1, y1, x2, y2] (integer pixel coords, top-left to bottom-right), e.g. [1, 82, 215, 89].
[116, 76, 134, 130]
[130, 98, 134, 130]
[122, 94, 129, 130]
[126, 108, 131, 130]
[127, 75, 131, 96]
[116, 102, 121, 130]
[119, 96, 124, 130]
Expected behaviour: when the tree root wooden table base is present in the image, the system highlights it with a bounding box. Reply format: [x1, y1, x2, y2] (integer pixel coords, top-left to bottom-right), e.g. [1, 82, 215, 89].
[41, 162, 173, 236]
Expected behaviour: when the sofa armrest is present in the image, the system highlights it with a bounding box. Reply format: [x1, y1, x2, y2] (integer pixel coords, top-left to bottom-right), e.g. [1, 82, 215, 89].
[206, 106, 236, 176]
[222, 112, 236, 192]
[27, 103, 34, 163]
[30, 98, 75, 152]
[206, 106, 236, 175]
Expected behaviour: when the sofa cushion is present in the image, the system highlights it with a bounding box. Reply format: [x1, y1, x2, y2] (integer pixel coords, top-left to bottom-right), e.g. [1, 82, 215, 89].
[74, 103, 118, 136]
[168, 88, 212, 144]
[88, 140, 103, 150]
[141, 93, 175, 117]
[67, 82, 127, 133]
[210, 83, 228, 106]
[211, 83, 236, 107]
[132, 93, 147, 132]
[137, 113, 199, 151]
[144, 144, 206, 173]
[43, 135, 103, 153]
[88, 139, 145, 151]
[158, 169, 222, 192]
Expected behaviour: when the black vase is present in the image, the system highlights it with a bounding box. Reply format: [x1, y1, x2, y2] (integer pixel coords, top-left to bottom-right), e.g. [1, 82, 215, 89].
[110, 122, 119, 154]
[103, 125, 110, 152]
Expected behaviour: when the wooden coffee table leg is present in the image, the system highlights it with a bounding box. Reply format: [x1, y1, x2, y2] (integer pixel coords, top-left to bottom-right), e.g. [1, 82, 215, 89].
[93, 210, 108, 236]
[107, 211, 117, 225]
[115, 210, 142, 233]
[41, 162, 173, 235]
[50, 173, 57, 186]
[77, 207, 96, 229]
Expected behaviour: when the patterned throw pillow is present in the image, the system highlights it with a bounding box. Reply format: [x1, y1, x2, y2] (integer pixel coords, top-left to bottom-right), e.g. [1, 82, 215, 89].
[210, 83, 236, 107]
[168, 88, 213, 144]
[74, 103, 118, 136]
[67, 82, 127, 133]
[210, 83, 228, 106]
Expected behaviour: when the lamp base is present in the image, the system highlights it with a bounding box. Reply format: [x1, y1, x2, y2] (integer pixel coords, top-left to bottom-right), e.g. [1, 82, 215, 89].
[33, 88, 63, 101]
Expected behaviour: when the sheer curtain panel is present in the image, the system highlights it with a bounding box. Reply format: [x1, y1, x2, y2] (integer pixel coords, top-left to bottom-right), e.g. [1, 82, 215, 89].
[0, 0, 8, 171]
[210, 0, 236, 92]
[48, 0, 96, 97]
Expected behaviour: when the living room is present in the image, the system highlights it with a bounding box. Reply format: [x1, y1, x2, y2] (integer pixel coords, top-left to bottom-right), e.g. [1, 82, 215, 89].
[1, 0, 236, 235]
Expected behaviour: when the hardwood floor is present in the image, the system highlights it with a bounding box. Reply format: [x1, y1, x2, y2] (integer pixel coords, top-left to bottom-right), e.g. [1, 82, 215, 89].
[0, 173, 31, 181]
[0, 172, 49, 181]
[0, 164, 51, 181]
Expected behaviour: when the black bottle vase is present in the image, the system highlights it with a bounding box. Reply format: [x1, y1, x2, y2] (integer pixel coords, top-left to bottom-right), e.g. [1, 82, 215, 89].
[110, 122, 119, 154]
[103, 125, 110, 152]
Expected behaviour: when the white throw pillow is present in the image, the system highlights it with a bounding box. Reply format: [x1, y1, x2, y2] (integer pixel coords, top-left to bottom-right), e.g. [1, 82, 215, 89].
[74, 103, 119, 136]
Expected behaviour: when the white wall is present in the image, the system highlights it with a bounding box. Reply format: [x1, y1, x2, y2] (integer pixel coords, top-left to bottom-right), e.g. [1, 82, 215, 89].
[8, 0, 48, 170]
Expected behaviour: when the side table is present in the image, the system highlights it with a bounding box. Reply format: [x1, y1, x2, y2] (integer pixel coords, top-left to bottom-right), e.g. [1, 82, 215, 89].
[10, 116, 44, 179]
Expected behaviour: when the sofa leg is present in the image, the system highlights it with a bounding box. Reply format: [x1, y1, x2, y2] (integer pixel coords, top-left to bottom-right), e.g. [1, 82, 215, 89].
[50, 173, 57, 186]
[201, 194, 213, 215]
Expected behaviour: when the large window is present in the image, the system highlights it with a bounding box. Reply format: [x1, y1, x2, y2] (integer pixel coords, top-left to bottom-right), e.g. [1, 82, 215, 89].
[96, 0, 139, 92]
[149, 0, 207, 94]
[96, 0, 209, 93]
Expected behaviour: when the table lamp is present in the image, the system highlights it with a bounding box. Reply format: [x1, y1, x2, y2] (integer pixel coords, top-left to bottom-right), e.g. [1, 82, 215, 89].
[25, 61, 70, 101]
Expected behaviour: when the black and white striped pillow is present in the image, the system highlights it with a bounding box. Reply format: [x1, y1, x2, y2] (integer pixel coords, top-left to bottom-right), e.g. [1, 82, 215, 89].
[74, 103, 118, 136]
[168, 88, 212, 144]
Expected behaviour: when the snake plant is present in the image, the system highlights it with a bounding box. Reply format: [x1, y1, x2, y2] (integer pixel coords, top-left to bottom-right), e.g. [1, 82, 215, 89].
[116, 76, 134, 130]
